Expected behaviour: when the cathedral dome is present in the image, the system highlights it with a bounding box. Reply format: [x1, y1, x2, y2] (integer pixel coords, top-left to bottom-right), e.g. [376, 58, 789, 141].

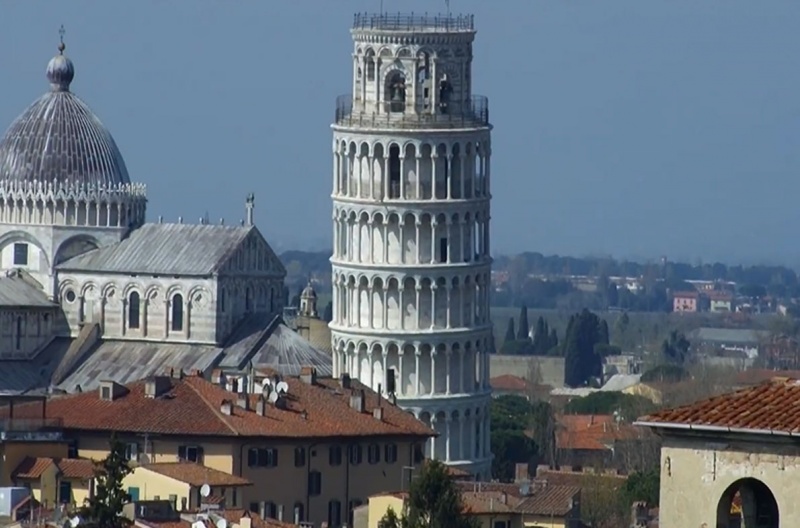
[0, 43, 130, 187]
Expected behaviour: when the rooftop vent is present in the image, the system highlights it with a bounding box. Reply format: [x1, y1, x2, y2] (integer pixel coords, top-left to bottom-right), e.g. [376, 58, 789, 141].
[255, 396, 267, 417]
[350, 389, 366, 413]
[144, 376, 171, 399]
[211, 369, 224, 385]
[372, 407, 384, 421]
[99, 380, 127, 402]
[220, 400, 233, 415]
[300, 367, 317, 385]
[237, 394, 250, 411]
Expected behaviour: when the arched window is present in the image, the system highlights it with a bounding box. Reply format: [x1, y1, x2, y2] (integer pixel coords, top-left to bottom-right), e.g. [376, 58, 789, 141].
[171, 294, 184, 331]
[385, 71, 407, 113]
[128, 292, 141, 329]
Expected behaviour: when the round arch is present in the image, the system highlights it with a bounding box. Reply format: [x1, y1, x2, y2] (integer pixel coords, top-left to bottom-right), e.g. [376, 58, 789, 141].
[0, 230, 51, 269]
[716, 478, 778, 528]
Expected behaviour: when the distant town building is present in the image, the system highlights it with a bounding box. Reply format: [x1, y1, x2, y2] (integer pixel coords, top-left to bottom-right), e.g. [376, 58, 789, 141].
[672, 291, 699, 312]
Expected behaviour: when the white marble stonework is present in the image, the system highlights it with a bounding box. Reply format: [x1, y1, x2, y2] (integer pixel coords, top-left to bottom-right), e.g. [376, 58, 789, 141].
[329, 13, 493, 478]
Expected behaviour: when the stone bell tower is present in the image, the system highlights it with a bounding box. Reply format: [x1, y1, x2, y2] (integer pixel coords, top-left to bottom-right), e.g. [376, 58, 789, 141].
[329, 12, 493, 478]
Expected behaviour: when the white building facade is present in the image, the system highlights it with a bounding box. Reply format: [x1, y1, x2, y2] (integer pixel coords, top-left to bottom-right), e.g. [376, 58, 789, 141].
[329, 13, 493, 477]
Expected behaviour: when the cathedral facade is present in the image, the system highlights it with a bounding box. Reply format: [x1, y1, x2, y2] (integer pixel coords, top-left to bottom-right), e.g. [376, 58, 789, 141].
[0, 40, 331, 393]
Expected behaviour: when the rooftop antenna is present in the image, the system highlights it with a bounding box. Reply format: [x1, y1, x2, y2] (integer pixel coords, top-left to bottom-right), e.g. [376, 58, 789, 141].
[58, 25, 66, 54]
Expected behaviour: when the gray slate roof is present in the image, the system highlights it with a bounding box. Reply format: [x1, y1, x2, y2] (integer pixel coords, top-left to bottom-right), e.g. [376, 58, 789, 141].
[0, 338, 70, 395]
[57, 341, 224, 393]
[0, 51, 130, 186]
[57, 223, 254, 276]
[0, 274, 55, 307]
[218, 313, 333, 376]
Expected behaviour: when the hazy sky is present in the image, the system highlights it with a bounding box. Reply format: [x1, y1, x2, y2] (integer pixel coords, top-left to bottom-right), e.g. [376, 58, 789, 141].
[1, 1, 798, 265]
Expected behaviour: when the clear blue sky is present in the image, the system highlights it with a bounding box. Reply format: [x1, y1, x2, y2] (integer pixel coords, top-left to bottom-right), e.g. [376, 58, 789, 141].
[2, 1, 798, 266]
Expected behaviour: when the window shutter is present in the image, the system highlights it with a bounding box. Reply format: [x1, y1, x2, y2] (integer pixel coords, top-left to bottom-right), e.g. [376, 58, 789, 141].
[178, 446, 187, 460]
[196, 446, 204, 463]
[248, 448, 257, 467]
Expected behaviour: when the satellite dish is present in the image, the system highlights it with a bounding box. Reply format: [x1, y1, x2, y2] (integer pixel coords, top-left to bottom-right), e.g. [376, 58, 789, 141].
[69, 517, 81, 528]
[216, 519, 227, 528]
[192, 521, 206, 528]
[263, 377, 273, 387]
[276, 381, 289, 394]
[200, 483, 211, 498]
[268, 391, 279, 404]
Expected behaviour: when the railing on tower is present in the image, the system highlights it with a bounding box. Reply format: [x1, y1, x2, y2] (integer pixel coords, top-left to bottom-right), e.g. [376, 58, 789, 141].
[352, 12, 475, 32]
[334, 94, 490, 129]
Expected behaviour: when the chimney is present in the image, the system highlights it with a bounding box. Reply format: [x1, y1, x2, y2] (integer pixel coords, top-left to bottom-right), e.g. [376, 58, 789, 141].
[300, 367, 317, 385]
[275, 395, 288, 410]
[256, 396, 267, 416]
[237, 394, 250, 411]
[144, 376, 171, 398]
[350, 389, 366, 413]
[220, 400, 233, 415]
[170, 368, 183, 380]
[276, 504, 283, 521]
[500, 492, 507, 505]
[239, 517, 252, 528]
[341, 373, 351, 389]
[373, 407, 385, 421]
[211, 369, 224, 384]
[178, 216, 183, 224]
[98, 380, 127, 402]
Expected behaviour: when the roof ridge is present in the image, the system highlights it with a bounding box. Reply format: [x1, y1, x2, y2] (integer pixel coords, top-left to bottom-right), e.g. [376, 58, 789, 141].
[184, 377, 241, 436]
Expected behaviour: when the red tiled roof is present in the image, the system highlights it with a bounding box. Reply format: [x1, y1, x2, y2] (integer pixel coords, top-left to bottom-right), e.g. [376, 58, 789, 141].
[219, 509, 298, 528]
[0, 374, 433, 440]
[516, 485, 580, 516]
[638, 377, 800, 433]
[556, 415, 641, 451]
[13, 457, 95, 480]
[461, 491, 517, 514]
[142, 463, 251, 487]
[673, 291, 698, 299]
[534, 467, 626, 489]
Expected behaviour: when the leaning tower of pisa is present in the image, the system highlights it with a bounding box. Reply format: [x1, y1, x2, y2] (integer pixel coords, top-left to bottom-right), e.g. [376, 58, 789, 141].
[329, 12, 493, 478]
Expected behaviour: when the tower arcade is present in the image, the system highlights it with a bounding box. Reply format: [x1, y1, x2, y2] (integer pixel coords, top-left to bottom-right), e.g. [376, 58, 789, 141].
[329, 13, 493, 477]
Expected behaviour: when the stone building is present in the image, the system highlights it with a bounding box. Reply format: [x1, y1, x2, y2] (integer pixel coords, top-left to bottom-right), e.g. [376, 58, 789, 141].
[636, 377, 795, 527]
[0, 38, 331, 394]
[328, 12, 493, 477]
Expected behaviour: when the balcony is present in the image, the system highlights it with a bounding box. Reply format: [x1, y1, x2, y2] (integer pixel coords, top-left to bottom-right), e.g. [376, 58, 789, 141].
[352, 12, 475, 33]
[334, 94, 490, 129]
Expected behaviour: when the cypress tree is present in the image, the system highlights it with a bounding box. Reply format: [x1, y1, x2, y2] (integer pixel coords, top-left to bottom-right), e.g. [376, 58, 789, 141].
[80, 435, 133, 528]
[532, 316, 546, 354]
[548, 328, 559, 353]
[504, 317, 516, 344]
[598, 318, 610, 345]
[517, 305, 530, 340]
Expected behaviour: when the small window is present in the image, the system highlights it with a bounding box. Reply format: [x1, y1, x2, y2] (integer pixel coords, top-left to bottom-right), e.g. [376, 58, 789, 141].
[128, 292, 141, 329]
[13, 243, 28, 266]
[65, 290, 76, 303]
[293, 503, 305, 524]
[439, 238, 448, 262]
[171, 294, 184, 331]
[247, 447, 278, 468]
[328, 500, 342, 528]
[249, 503, 259, 514]
[67, 441, 78, 458]
[308, 470, 322, 496]
[367, 444, 380, 464]
[294, 447, 306, 467]
[59, 480, 72, 504]
[329, 445, 342, 466]
[385, 443, 398, 464]
[413, 444, 424, 463]
[178, 445, 203, 463]
[348, 444, 362, 465]
[169, 494, 178, 510]
[265, 502, 277, 519]
[124, 442, 139, 462]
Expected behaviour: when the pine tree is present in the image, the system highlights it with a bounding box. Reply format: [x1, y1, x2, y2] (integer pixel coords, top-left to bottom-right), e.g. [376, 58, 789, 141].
[517, 305, 530, 341]
[80, 436, 133, 528]
[504, 317, 516, 344]
[379, 460, 478, 528]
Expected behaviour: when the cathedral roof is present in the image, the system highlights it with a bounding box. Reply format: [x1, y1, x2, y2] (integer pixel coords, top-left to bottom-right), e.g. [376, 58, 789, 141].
[0, 272, 55, 308]
[0, 42, 130, 187]
[56, 223, 284, 277]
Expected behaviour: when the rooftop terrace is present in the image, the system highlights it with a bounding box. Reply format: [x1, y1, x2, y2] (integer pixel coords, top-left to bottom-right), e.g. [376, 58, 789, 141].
[352, 12, 475, 33]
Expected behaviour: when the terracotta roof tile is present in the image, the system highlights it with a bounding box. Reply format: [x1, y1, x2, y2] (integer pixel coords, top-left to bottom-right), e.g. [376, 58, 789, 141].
[638, 377, 800, 434]
[556, 415, 642, 451]
[142, 463, 251, 487]
[13, 457, 95, 480]
[218, 509, 299, 528]
[461, 491, 517, 514]
[516, 485, 580, 516]
[533, 467, 626, 490]
[0, 374, 433, 440]
[13, 457, 55, 479]
[56, 458, 96, 479]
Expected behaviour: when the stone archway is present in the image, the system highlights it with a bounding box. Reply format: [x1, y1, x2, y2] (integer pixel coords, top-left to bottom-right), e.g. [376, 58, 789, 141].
[716, 478, 778, 528]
